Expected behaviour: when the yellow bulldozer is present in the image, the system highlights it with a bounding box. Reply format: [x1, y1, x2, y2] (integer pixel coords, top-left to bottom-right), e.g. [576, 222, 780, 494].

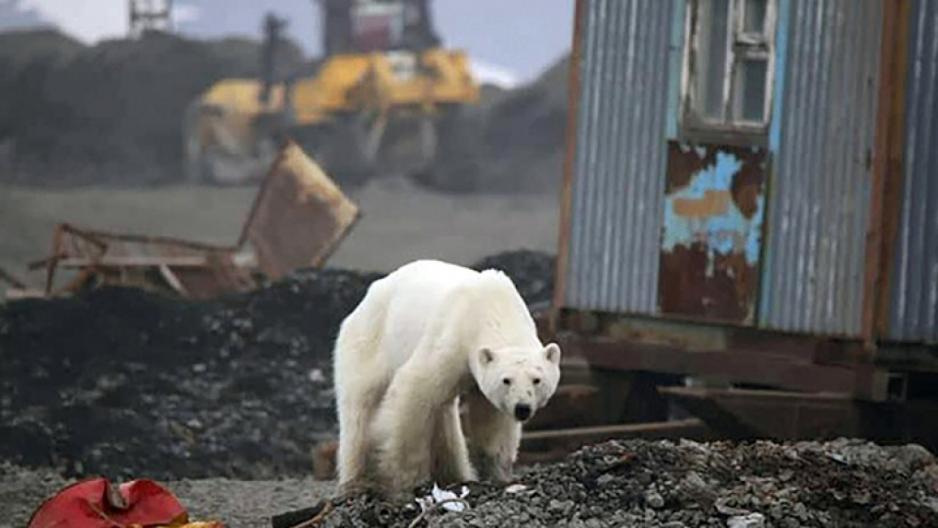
[184, 0, 479, 185]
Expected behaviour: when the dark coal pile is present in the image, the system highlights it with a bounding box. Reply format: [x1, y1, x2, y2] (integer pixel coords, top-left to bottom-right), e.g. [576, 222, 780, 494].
[0, 251, 554, 481]
[0, 29, 305, 186]
[0, 269, 379, 481]
[318, 439, 938, 528]
[418, 56, 568, 195]
[472, 249, 554, 308]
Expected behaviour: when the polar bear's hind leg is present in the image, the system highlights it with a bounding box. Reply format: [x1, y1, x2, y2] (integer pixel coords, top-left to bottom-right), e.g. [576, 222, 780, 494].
[334, 282, 392, 494]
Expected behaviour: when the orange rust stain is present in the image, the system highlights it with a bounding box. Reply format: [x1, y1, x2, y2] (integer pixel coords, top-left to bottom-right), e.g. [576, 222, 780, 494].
[672, 189, 732, 218]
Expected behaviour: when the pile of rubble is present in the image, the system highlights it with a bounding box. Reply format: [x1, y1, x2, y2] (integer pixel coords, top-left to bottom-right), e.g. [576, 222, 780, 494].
[0, 250, 553, 481]
[317, 439, 938, 527]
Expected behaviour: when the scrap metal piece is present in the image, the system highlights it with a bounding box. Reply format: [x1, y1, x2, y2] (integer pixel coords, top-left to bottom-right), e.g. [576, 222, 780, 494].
[33, 224, 255, 299]
[20, 141, 358, 300]
[240, 140, 360, 279]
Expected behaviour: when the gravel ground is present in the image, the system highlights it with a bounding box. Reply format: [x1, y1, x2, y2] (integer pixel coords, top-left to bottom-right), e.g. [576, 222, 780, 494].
[4, 435, 938, 527]
[0, 463, 335, 528]
[320, 439, 938, 528]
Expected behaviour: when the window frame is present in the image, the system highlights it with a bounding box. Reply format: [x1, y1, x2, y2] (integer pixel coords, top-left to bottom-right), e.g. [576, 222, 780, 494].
[679, 0, 778, 146]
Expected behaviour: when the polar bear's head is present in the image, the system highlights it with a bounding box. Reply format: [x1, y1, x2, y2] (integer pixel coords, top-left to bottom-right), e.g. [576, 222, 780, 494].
[470, 343, 561, 422]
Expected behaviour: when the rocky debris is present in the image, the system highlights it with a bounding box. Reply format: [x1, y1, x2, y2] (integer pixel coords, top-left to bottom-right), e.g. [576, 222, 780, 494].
[0, 251, 554, 481]
[0, 463, 69, 528]
[317, 439, 938, 527]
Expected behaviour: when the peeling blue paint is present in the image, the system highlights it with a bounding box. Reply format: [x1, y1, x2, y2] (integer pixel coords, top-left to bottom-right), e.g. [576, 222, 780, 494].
[768, 0, 790, 152]
[662, 151, 764, 268]
[665, 0, 687, 140]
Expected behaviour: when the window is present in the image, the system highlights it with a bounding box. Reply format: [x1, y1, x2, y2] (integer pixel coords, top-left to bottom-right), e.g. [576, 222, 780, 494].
[681, 0, 777, 143]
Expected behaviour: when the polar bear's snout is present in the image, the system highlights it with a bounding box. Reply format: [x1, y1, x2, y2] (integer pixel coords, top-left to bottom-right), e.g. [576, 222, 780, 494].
[514, 403, 532, 421]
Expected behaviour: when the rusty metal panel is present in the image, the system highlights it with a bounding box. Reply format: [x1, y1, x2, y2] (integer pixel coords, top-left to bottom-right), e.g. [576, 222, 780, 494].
[564, 0, 673, 314]
[659, 142, 767, 323]
[759, 0, 883, 336]
[241, 141, 360, 279]
[888, 0, 938, 343]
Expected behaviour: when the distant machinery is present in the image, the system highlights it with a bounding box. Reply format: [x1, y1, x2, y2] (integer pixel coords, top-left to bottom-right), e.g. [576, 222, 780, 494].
[184, 0, 479, 185]
[128, 0, 174, 38]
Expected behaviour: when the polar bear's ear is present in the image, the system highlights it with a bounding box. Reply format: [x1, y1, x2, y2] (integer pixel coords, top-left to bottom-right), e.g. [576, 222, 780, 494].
[477, 347, 495, 365]
[543, 343, 561, 365]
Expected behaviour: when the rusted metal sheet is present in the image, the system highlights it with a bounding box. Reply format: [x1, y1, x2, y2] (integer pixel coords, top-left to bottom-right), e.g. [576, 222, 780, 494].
[864, 0, 911, 346]
[759, 0, 883, 336]
[551, 0, 586, 332]
[659, 142, 767, 323]
[888, 0, 938, 344]
[241, 141, 360, 279]
[562, 0, 673, 314]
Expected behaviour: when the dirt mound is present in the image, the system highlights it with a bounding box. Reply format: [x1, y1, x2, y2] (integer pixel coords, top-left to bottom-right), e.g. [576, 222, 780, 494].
[0, 269, 377, 480]
[0, 29, 305, 186]
[0, 251, 554, 481]
[417, 56, 569, 194]
[317, 439, 938, 527]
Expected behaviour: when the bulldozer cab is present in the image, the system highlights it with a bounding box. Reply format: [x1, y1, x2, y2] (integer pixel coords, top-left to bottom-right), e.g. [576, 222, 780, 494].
[321, 0, 440, 55]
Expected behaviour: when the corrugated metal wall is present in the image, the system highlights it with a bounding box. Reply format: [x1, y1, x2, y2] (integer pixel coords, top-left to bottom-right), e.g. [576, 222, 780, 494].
[563, 0, 673, 313]
[888, 0, 938, 343]
[759, 0, 883, 336]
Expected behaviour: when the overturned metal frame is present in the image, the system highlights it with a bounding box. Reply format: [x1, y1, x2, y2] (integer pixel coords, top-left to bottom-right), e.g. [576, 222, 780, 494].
[24, 140, 360, 300]
[30, 224, 254, 299]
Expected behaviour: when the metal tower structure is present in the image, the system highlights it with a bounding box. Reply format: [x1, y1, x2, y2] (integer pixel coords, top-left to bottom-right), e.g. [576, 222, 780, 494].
[129, 0, 174, 37]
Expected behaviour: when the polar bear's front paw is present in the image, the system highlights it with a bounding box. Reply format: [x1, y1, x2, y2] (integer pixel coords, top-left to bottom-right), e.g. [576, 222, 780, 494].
[471, 452, 513, 483]
[335, 479, 376, 501]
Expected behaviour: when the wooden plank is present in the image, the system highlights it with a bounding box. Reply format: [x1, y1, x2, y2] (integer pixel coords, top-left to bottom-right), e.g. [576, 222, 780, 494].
[562, 335, 890, 399]
[521, 418, 710, 454]
[550, 0, 587, 332]
[864, 0, 911, 346]
[158, 264, 189, 296]
[57, 256, 210, 268]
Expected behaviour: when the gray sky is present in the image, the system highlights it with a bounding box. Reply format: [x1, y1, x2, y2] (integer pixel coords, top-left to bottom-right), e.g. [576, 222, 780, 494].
[1, 0, 574, 82]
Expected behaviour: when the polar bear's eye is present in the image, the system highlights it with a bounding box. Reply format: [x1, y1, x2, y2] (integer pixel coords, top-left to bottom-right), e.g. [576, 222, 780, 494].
[533, 378, 541, 385]
[502, 378, 512, 386]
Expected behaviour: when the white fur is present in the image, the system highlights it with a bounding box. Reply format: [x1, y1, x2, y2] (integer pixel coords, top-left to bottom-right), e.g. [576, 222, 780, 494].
[332, 259, 561, 498]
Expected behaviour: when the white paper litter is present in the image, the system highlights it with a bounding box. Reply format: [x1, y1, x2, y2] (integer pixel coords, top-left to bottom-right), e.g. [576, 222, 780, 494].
[505, 484, 527, 494]
[415, 483, 470, 513]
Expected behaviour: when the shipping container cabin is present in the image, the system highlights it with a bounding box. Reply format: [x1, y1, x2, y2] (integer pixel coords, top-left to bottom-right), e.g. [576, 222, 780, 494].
[551, 0, 938, 444]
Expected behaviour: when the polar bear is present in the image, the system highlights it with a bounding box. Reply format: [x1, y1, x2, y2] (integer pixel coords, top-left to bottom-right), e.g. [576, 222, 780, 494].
[332, 259, 561, 498]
